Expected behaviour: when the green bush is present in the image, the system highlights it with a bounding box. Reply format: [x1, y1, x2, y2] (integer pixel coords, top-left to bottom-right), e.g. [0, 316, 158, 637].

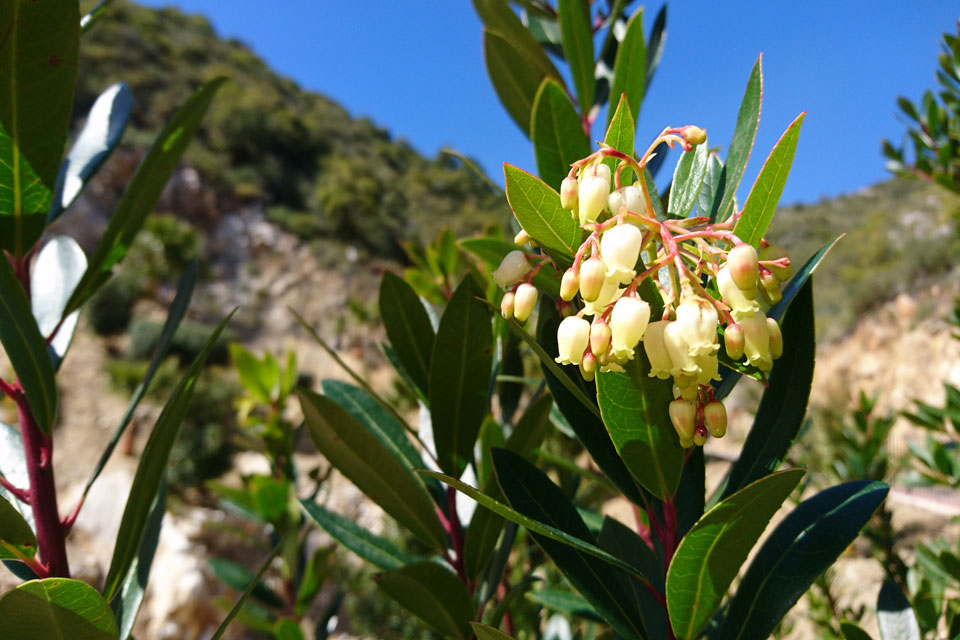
[86, 271, 146, 335]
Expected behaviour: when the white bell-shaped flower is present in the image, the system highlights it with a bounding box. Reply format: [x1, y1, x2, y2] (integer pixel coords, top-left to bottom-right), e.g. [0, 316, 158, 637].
[664, 321, 699, 378]
[740, 311, 773, 371]
[695, 351, 720, 385]
[607, 184, 643, 216]
[643, 320, 674, 379]
[718, 266, 760, 321]
[609, 296, 650, 360]
[578, 164, 611, 225]
[582, 277, 622, 317]
[513, 283, 538, 323]
[675, 295, 720, 356]
[492, 250, 530, 287]
[555, 316, 590, 366]
[600, 223, 643, 284]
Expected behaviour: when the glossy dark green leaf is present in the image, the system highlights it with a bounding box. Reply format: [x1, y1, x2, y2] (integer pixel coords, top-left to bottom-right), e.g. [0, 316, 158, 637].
[0, 0, 78, 256]
[488, 448, 649, 638]
[598, 517, 667, 639]
[733, 113, 805, 246]
[299, 500, 416, 571]
[49, 82, 132, 222]
[666, 469, 805, 639]
[483, 30, 546, 136]
[299, 388, 446, 548]
[210, 534, 288, 640]
[209, 557, 284, 609]
[504, 163, 581, 264]
[696, 153, 724, 217]
[597, 357, 684, 500]
[527, 588, 602, 622]
[30, 236, 86, 370]
[0, 578, 118, 639]
[668, 142, 709, 218]
[80, 262, 196, 507]
[557, 0, 594, 112]
[877, 581, 921, 640]
[110, 483, 164, 640]
[603, 94, 636, 180]
[374, 561, 474, 639]
[719, 481, 889, 640]
[102, 310, 234, 601]
[714, 55, 762, 223]
[717, 280, 815, 501]
[471, 623, 516, 640]
[0, 255, 57, 432]
[64, 77, 225, 315]
[645, 5, 667, 91]
[677, 446, 705, 538]
[0, 493, 36, 562]
[592, 0, 629, 109]
[532, 79, 591, 191]
[840, 621, 875, 640]
[607, 8, 646, 129]
[379, 271, 435, 398]
[430, 277, 493, 476]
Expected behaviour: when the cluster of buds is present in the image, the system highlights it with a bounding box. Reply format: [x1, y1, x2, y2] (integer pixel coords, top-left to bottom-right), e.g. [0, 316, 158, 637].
[492, 125, 795, 448]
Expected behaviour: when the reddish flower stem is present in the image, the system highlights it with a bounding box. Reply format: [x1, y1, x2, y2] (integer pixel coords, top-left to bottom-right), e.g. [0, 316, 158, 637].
[0, 474, 30, 503]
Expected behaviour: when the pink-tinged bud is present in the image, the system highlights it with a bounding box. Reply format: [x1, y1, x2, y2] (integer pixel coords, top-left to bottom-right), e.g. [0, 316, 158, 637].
[724, 324, 745, 360]
[560, 268, 579, 301]
[500, 291, 515, 320]
[609, 296, 651, 360]
[643, 320, 674, 379]
[579, 351, 597, 381]
[513, 283, 538, 323]
[766, 317, 783, 359]
[728, 244, 760, 291]
[718, 266, 760, 320]
[514, 229, 532, 246]
[555, 315, 590, 365]
[704, 401, 727, 438]
[760, 271, 782, 304]
[682, 125, 707, 146]
[601, 223, 644, 284]
[492, 250, 530, 287]
[590, 319, 611, 357]
[669, 399, 697, 441]
[741, 311, 773, 371]
[693, 425, 708, 447]
[578, 165, 611, 225]
[760, 245, 793, 282]
[560, 177, 579, 211]
[579, 258, 606, 302]
[678, 435, 696, 449]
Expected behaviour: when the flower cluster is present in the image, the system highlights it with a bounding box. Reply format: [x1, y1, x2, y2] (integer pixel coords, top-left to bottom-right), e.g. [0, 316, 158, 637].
[492, 125, 795, 449]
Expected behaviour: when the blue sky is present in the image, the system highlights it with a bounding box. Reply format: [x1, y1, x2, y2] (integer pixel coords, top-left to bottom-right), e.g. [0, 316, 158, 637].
[135, 1, 959, 205]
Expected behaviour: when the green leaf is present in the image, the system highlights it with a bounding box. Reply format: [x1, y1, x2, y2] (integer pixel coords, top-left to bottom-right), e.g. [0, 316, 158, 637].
[645, 5, 667, 91]
[379, 271, 435, 398]
[696, 153, 724, 217]
[527, 588, 602, 621]
[487, 448, 649, 638]
[272, 618, 305, 640]
[666, 469, 805, 639]
[769, 236, 841, 321]
[210, 534, 288, 640]
[209, 557, 284, 609]
[841, 622, 876, 640]
[717, 280, 815, 501]
[714, 55, 762, 223]
[483, 30, 546, 136]
[0, 493, 36, 562]
[733, 113, 805, 245]
[603, 94, 636, 180]
[597, 357, 684, 500]
[719, 480, 889, 640]
[0, 578, 118, 639]
[430, 277, 493, 476]
[49, 82, 132, 222]
[877, 581, 921, 640]
[504, 163, 581, 264]
[0, 255, 57, 432]
[557, 0, 594, 111]
[668, 141, 709, 218]
[295, 545, 334, 616]
[110, 483, 164, 640]
[471, 622, 517, 640]
[299, 500, 417, 571]
[102, 310, 234, 602]
[607, 8, 646, 129]
[374, 561, 474, 639]
[230, 343, 275, 405]
[459, 237, 560, 298]
[64, 77, 225, 315]
[532, 79, 591, 191]
[30, 236, 86, 370]
[298, 388, 445, 548]
[0, 0, 79, 256]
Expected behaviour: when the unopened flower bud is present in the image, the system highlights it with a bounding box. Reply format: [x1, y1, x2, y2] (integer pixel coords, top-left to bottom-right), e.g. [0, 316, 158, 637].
[693, 425, 708, 447]
[760, 245, 793, 282]
[560, 177, 579, 211]
[601, 223, 644, 284]
[718, 266, 760, 320]
[492, 250, 530, 287]
[678, 435, 695, 449]
[514, 229, 532, 246]
[579, 351, 597, 381]
[578, 165, 611, 225]
[704, 401, 727, 438]
[579, 258, 606, 302]
[500, 292, 515, 320]
[609, 296, 650, 360]
[560, 303, 575, 317]
[555, 315, 590, 365]
[760, 271, 782, 304]
[643, 320, 674, 379]
[582, 277, 622, 317]
[674, 380, 699, 402]
[513, 283, 538, 323]
[724, 324, 744, 360]
[560, 268, 579, 301]
[590, 319, 611, 357]
[669, 399, 696, 441]
[766, 317, 783, 359]
[682, 125, 707, 146]
[728, 244, 760, 291]
[741, 311, 773, 371]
